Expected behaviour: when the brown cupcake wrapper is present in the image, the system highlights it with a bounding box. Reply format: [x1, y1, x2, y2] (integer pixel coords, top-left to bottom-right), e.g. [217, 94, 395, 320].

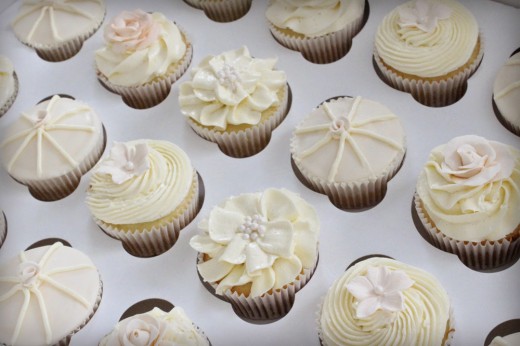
[188, 83, 290, 158]
[414, 192, 520, 271]
[373, 34, 484, 107]
[199, 0, 252, 22]
[492, 97, 520, 137]
[0, 211, 6, 249]
[484, 319, 520, 346]
[0, 72, 19, 118]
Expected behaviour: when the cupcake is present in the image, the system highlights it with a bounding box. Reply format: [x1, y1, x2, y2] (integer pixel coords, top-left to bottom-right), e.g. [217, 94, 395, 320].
[86, 140, 202, 258]
[414, 135, 520, 270]
[0, 209, 6, 249]
[290, 96, 406, 210]
[0, 241, 103, 346]
[265, 0, 367, 64]
[318, 256, 454, 346]
[373, 0, 484, 107]
[0, 56, 18, 118]
[0, 94, 106, 201]
[190, 188, 319, 322]
[492, 49, 520, 136]
[95, 9, 192, 109]
[11, 0, 106, 62]
[184, 0, 252, 22]
[179, 46, 290, 158]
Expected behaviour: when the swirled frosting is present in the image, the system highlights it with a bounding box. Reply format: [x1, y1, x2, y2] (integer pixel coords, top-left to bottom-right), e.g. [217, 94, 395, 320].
[0, 242, 101, 346]
[291, 96, 405, 183]
[190, 188, 319, 298]
[265, 0, 365, 37]
[0, 95, 104, 181]
[320, 257, 451, 346]
[0, 56, 16, 109]
[416, 135, 520, 241]
[493, 52, 520, 130]
[100, 307, 209, 346]
[95, 9, 187, 87]
[11, 0, 105, 45]
[87, 140, 195, 225]
[179, 46, 286, 131]
[375, 0, 479, 78]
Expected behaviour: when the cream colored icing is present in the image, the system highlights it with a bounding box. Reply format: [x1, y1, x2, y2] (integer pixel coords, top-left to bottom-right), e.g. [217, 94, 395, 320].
[0, 95, 104, 181]
[190, 188, 319, 298]
[95, 10, 187, 87]
[87, 140, 194, 225]
[490, 332, 520, 346]
[291, 96, 405, 183]
[100, 307, 209, 346]
[493, 52, 520, 129]
[0, 242, 101, 346]
[265, 0, 365, 38]
[416, 135, 520, 241]
[178, 46, 286, 131]
[11, 0, 105, 45]
[320, 257, 451, 346]
[375, 0, 479, 78]
[0, 56, 16, 109]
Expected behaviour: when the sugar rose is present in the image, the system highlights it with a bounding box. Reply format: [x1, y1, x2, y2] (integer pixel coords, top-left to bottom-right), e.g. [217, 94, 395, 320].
[104, 9, 160, 53]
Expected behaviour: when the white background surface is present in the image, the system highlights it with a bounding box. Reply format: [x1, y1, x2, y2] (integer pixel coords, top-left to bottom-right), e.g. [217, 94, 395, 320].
[0, 1, 519, 345]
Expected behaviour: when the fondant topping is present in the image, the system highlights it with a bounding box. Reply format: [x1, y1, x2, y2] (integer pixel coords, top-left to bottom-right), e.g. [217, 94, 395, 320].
[398, 0, 452, 33]
[96, 142, 150, 184]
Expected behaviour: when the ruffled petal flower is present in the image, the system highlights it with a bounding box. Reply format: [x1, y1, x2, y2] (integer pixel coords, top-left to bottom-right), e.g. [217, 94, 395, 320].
[208, 207, 244, 243]
[216, 265, 251, 295]
[256, 220, 294, 258]
[250, 267, 276, 297]
[189, 233, 223, 256]
[96, 142, 150, 184]
[260, 188, 299, 222]
[219, 235, 249, 264]
[245, 242, 276, 274]
[273, 256, 302, 289]
[197, 256, 234, 283]
[398, 0, 452, 33]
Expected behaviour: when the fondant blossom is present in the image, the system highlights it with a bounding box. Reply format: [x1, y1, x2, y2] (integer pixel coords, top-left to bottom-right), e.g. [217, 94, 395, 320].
[398, 0, 452, 33]
[439, 135, 514, 186]
[346, 266, 414, 318]
[104, 9, 160, 53]
[19, 260, 41, 288]
[97, 142, 150, 184]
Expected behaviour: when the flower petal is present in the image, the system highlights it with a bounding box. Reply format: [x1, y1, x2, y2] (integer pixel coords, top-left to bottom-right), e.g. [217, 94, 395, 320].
[250, 267, 276, 297]
[293, 220, 318, 269]
[208, 207, 244, 243]
[256, 220, 294, 258]
[260, 188, 299, 222]
[273, 256, 302, 289]
[383, 269, 414, 293]
[346, 276, 374, 301]
[223, 193, 261, 217]
[189, 234, 222, 256]
[215, 265, 251, 295]
[355, 296, 381, 319]
[380, 292, 405, 312]
[197, 256, 234, 283]
[366, 266, 388, 287]
[245, 242, 275, 274]
[219, 235, 248, 264]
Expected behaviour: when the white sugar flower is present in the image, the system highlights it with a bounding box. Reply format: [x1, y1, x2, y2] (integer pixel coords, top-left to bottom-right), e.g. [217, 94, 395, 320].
[97, 142, 150, 184]
[398, 0, 452, 33]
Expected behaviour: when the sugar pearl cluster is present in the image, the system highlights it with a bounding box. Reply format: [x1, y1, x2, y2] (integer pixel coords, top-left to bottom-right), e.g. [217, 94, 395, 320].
[216, 63, 241, 92]
[239, 214, 267, 241]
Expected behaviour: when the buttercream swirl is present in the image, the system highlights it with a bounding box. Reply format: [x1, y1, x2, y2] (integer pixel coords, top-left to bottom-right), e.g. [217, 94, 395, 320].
[0, 56, 16, 109]
[375, 0, 479, 77]
[179, 46, 286, 131]
[416, 135, 520, 241]
[265, 0, 365, 37]
[87, 140, 194, 225]
[319, 257, 451, 346]
[190, 188, 319, 298]
[95, 10, 187, 87]
[100, 307, 209, 346]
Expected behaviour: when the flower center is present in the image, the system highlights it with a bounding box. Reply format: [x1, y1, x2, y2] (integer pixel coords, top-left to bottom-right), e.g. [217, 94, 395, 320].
[330, 118, 350, 138]
[34, 110, 48, 127]
[239, 214, 267, 241]
[216, 63, 241, 92]
[373, 284, 385, 296]
[124, 161, 135, 171]
[19, 261, 41, 288]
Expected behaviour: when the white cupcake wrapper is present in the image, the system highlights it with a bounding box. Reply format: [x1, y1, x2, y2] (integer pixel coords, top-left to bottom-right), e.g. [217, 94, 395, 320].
[414, 192, 520, 270]
[97, 172, 200, 257]
[0, 72, 18, 118]
[199, 0, 252, 22]
[0, 211, 6, 249]
[188, 83, 290, 158]
[374, 35, 485, 107]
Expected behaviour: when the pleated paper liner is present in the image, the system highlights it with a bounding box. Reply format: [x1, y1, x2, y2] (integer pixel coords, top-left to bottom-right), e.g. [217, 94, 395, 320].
[268, 0, 369, 64]
[196, 252, 319, 324]
[183, 0, 252, 23]
[412, 192, 520, 272]
[0, 210, 7, 250]
[0, 71, 18, 118]
[188, 83, 292, 158]
[484, 319, 520, 346]
[97, 171, 205, 258]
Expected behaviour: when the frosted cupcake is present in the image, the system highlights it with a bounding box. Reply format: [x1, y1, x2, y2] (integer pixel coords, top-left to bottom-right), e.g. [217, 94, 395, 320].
[184, 0, 252, 22]
[190, 188, 319, 322]
[0, 241, 103, 346]
[86, 140, 201, 257]
[266, 0, 367, 64]
[318, 256, 454, 346]
[11, 0, 105, 62]
[373, 0, 484, 107]
[290, 96, 406, 210]
[414, 135, 520, 270]
[493, 50, 520, 136]
[0, 56, 18, 118]
[95, 9, 192, 109]
[0, 95, 106, 201]
[179, 46, 290, 158]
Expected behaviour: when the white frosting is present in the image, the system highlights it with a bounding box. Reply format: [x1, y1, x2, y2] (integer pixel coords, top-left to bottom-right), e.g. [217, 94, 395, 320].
[417, 135, 520, 241]
[0, 56, 16, 109]
[320, 257, 451, 346]
[179, 46, 286, 131]
[0, 95, 104, 181]
[291, 96, 405, 183]
[95, 10, 187, 87]
[398, 0, 452, 33]
[100, 307, 209, 346]
[87, 140, 195, 225]
[0, 242, 101, 346]
[96, 142, 150, 184]
[493, 52, 520, 130]
[190, 188, 319, 298]
[12, 0, 105, 45]
[265, 0, 365, 38]
[375, 0, 479, 78]
[490, 332, 520, 346]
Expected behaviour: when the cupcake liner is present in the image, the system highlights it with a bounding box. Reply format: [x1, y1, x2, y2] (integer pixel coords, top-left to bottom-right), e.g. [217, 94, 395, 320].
[492, 97, 520, 136]
[97, 27, 193, 109]
[414, 192, 520, 271]
[373, 35, 485, 107]
[188, 83, 290, 158]
[0, 211, 6, 249]
[484, 319, 520, 346]
[183, 0, 202, 9]
[97, 171, 200, 257]
[199, 0, 252, 22]
[0, 72, 18, 118]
